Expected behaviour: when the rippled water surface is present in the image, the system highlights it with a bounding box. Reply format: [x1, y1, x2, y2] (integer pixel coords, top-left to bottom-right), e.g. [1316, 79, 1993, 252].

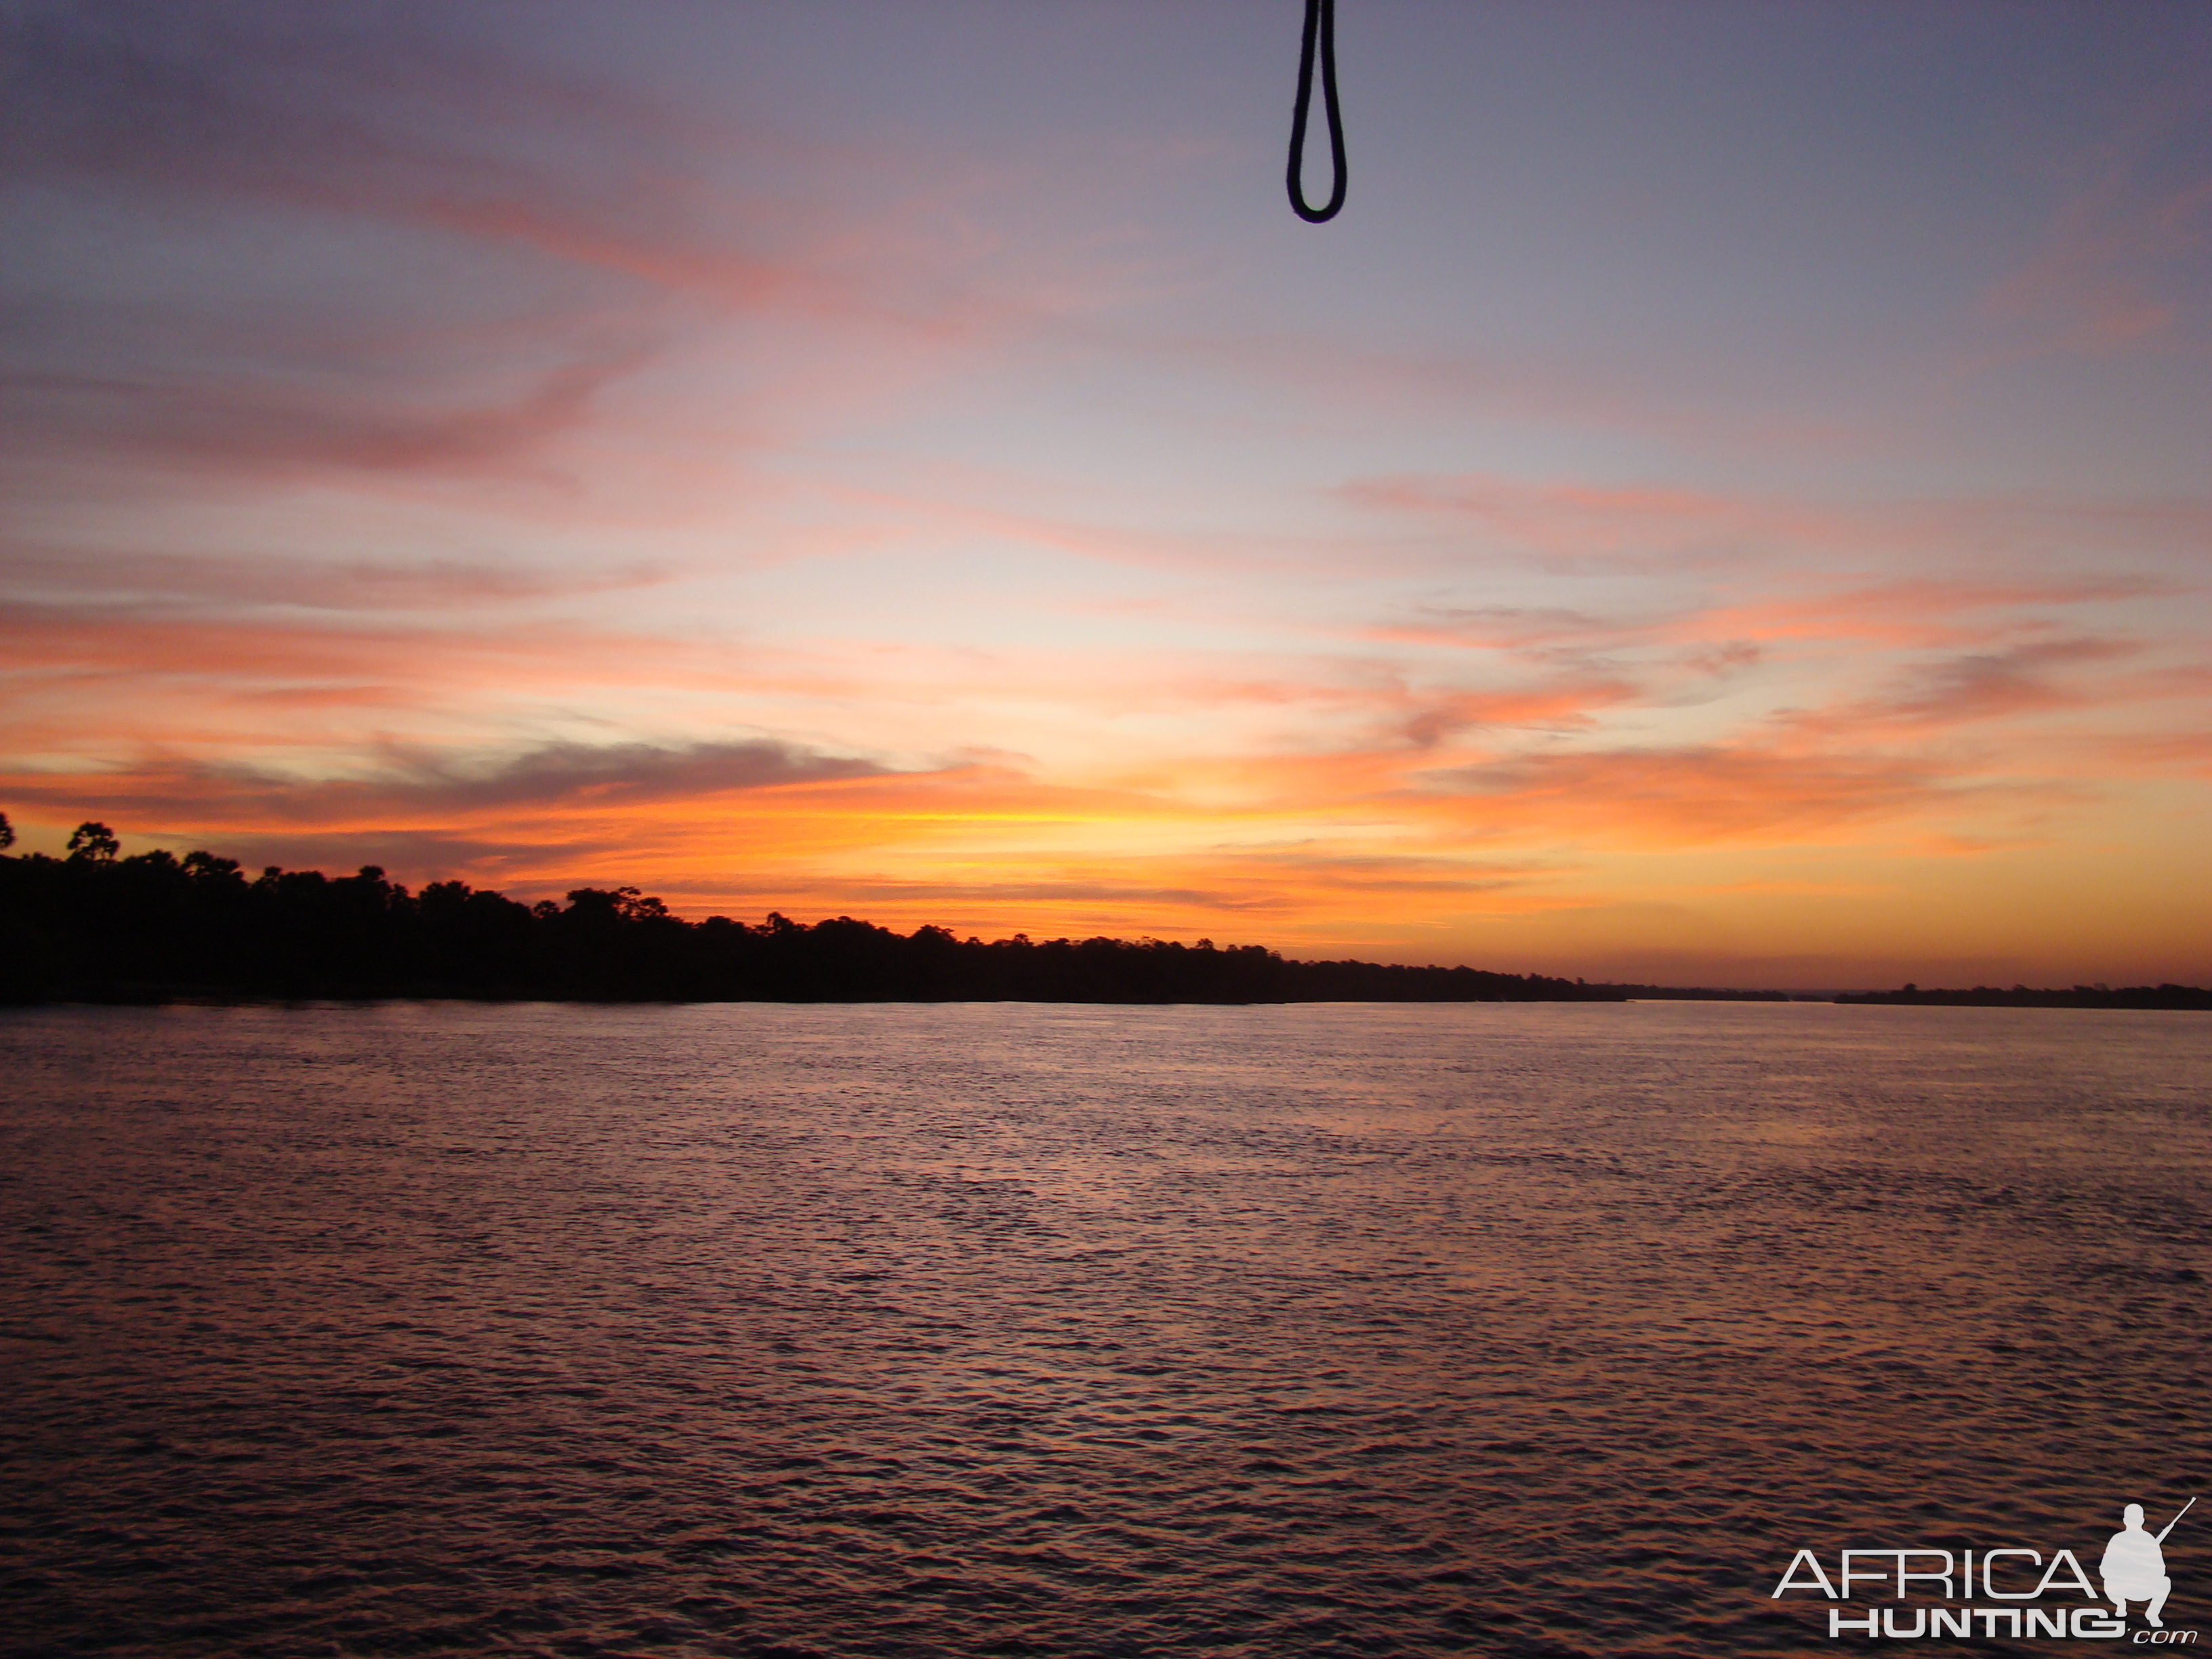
[3, 1001, 2207, 1658]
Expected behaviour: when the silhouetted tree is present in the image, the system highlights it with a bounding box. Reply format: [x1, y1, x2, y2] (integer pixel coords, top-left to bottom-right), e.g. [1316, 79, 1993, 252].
[66, 821, 119, 861]
[0, 811, 14, 851]
[182, 850, 244, 884]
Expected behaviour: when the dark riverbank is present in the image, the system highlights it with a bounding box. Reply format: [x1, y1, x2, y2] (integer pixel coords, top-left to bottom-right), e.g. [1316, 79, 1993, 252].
[10, 842, 2205, 1009]
[0, 846, 1622, 1005]
[1835, 983, 2212, 1010]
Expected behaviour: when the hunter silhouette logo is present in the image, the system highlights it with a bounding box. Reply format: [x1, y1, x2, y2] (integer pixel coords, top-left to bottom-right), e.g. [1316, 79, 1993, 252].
[1772, 1496, 2198, 1642]
[2106, 1499, 2192, 1630]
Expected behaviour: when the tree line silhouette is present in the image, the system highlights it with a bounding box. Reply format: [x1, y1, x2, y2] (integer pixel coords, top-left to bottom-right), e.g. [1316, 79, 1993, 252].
[0, 818, 1626, 1004]
[1834, 982, 2212, 1011]
[9, 818, 2203, 1008]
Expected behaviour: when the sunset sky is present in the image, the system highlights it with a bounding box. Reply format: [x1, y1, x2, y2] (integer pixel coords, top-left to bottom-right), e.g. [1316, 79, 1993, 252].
[5, 1, 2209, 987]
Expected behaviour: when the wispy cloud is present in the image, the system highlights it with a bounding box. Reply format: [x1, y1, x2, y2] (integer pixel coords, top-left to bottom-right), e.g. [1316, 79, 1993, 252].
[1982, 85, 2212, 352]
[1409, 741, 2060, 850]
[4, 1, 745, 294]
[0, 547, 672, 613]
[0, 735, 885, 820]
[3, 344, 656, 480]
[1786, 636, 2142, 736]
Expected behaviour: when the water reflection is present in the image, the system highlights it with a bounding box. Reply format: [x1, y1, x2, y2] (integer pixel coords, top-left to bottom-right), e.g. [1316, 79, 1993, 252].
[3, 1001, 2205, 1656]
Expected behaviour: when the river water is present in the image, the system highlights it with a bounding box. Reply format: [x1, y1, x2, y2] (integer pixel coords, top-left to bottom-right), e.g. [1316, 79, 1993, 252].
[2, 1000, 2207, 1657]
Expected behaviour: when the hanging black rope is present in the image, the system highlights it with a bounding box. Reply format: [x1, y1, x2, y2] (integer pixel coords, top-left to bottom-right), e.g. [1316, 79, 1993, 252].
[1286, 0, 1346, 222]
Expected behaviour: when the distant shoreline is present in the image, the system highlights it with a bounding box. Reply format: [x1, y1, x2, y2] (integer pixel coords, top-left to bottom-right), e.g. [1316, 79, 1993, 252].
[15, 987, 2211, 1012]
[1830, 983, 2212, 1010]
[5, 844, 2205, 1010]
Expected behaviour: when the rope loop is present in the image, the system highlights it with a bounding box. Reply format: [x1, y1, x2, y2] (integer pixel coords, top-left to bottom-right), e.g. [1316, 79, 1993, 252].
[1287, 0, 1346, 222]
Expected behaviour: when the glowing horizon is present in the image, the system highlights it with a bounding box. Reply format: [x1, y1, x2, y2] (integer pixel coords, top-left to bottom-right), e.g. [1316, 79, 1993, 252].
[4, 2, 2209, 987]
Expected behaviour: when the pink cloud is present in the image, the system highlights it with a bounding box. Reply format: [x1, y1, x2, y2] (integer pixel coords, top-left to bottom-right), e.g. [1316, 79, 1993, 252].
[1782, 636, 2142, 737]
[1406, 741, 2068, 850]
[1980, 92, 2212, 353]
